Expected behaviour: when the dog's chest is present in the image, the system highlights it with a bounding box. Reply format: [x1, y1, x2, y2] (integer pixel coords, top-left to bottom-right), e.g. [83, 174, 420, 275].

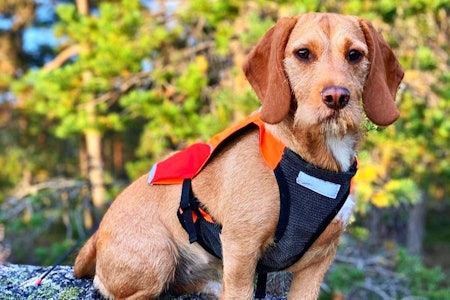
[174, 147, 357, 273]
[256, 148, 357, 272]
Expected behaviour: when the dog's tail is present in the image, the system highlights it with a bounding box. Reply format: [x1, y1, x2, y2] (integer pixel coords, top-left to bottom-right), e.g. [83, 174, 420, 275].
[74, 233, 97, 278]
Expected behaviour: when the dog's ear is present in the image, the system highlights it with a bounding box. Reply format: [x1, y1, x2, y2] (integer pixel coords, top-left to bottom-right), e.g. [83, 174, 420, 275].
[243, 17, 298, 124]
[359, 19, 404, 126]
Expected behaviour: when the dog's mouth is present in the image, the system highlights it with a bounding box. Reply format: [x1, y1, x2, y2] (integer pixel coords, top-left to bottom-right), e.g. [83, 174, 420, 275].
[324, 109, 341, 119]
[319, 104, 363, 135]
[320, 105, 346, 122]
[293, 99, 363, 135]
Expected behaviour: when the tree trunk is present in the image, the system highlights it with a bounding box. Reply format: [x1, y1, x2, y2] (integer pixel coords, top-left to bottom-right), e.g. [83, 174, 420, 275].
[84, 129, 106, 208]
[74, 0, 105, 223]
[0, 0, 35, 83]
[366, 204, 408, 248]
[113, 135, 124, 176]
[82, 70, 106, 209]
[75, 0, 89, 15]
[79, 136, 88, 177]
[407, 191, 427, 256]
[366, 193, 427, 257]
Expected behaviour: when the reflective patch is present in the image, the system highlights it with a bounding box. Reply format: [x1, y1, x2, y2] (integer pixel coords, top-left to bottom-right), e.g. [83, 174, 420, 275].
[296, 171, 341, 199]
[147, 163, 157, 185]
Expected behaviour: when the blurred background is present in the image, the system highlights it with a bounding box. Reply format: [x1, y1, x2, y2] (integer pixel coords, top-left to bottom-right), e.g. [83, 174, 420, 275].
[0, 0, 448, 298]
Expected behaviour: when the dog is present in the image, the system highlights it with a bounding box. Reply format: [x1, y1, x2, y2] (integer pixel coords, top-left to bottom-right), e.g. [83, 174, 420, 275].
[74, 13, 403, 299]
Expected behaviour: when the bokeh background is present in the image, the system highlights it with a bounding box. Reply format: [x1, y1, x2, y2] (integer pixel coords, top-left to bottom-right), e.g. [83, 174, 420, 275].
[0, 0, 448, 298]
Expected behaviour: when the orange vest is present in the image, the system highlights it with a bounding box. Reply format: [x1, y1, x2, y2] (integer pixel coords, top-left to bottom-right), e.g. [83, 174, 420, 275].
[148, 111, 285, 186]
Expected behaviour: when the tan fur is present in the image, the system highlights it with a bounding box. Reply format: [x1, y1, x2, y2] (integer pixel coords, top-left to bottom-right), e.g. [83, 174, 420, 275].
[74, 13, 403, 300]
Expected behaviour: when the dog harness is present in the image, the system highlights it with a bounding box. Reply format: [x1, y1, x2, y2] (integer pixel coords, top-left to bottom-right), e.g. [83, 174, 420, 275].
[148, 112, 357, 297]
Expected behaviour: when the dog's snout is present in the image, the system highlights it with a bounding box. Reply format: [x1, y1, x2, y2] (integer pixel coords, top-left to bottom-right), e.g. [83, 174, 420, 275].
[321, 86, 350, 110]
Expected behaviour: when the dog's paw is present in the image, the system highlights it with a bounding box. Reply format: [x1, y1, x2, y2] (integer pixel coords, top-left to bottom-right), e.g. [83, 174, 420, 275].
[93, 276, 114, 300]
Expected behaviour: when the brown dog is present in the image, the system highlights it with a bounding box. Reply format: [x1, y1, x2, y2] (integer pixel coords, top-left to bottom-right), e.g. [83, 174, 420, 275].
[74, 13, 403, 299]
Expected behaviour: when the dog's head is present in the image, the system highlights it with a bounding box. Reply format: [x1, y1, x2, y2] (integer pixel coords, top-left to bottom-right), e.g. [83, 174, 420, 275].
[243, 13, 404, 132]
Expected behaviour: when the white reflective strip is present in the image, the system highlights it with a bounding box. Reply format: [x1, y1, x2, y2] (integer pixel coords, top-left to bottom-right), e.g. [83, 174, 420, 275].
[147, 164, 157, 185]
[296, 171, 341, 199]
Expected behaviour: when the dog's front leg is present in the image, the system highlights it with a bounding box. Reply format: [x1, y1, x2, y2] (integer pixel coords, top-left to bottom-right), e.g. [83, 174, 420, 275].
[287, 221, 344, 299]
[288, 255, 335, 300]
[220, 238, 259, 300]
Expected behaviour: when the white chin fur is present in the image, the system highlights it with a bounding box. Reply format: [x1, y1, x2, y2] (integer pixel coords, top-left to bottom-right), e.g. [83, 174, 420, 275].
[326, 133, 356, 172]
[327, 132, 357, 225]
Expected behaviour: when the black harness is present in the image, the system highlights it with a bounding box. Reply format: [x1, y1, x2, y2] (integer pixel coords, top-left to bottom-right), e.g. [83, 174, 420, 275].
[177, 147, 357, 298]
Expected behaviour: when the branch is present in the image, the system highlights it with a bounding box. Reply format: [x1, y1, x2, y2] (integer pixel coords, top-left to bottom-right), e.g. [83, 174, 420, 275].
[359, 281, 392, 300]
[9, 178, 85, 200]
[77, 72, 151, 109]
[2, 178, 86, 220]
[43, 45, 81, 72]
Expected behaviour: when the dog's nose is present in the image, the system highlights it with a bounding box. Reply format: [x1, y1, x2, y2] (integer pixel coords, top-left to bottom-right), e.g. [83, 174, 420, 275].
[321, 86, 350, 110]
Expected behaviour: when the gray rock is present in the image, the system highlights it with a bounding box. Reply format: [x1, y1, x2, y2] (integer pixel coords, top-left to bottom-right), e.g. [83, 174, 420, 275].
[0, 264, 286, 299]
[0, 264, 103, 300]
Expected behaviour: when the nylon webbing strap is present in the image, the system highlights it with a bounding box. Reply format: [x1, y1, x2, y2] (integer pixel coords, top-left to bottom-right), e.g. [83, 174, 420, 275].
[180, 179, 197, 243]
[273, 166, 290, 242]
[255, 272, 267, 299]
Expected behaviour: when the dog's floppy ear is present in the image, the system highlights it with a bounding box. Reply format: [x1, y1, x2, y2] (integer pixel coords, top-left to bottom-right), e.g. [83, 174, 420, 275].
[359, 19, 404, 126]
[243, 17, 298, 124]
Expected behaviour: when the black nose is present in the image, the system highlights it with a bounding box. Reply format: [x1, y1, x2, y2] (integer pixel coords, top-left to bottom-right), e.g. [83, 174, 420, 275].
[321, 86, 350, 110]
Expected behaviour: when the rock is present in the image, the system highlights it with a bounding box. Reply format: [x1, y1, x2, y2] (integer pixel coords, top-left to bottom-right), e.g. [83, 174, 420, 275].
[0, 264, 103, 300]
[0, 264, 287, 299]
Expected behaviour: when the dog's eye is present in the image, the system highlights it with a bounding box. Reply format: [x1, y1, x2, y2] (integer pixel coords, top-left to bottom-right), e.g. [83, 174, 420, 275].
[295, 48, 312, 61]
[347, 50, 363, 63]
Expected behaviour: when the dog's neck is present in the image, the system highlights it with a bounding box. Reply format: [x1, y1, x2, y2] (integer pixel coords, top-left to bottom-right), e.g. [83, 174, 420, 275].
[266, 119, 360, 172]
[324, 133, 359, 171]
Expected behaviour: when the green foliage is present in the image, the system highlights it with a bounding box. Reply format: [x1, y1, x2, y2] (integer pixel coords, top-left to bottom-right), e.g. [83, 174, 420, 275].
[179, 0, 243, 28]
[238, 12, 275, 48]
[11, 0, 447, 196]
[0, 73, 12, 91]
[396, 249, 450, 299]
[12, 0, 155, 138]
[416, 46, 437, 70]
[327, 265, 365, 294]
[352, 0, 449, 212]
[0, 148, 26, 193]
[321, 246, 450, 299]
[35, 239, 74, 266]
[0, 179, 93, 265]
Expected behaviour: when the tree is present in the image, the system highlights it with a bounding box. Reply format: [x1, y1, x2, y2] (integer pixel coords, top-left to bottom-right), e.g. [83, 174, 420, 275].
[12, 0, 156, 209]
[0, 0, 64, 200]
[0, 0, 36, 81]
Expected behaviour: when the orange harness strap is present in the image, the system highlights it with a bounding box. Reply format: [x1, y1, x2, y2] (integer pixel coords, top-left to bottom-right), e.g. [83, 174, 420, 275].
[148, 112, 285, 184]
